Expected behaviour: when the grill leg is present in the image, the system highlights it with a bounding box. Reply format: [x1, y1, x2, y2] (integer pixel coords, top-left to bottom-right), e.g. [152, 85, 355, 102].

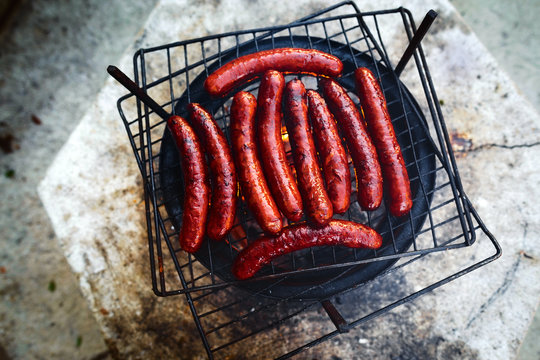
[321, 300, 349, 333]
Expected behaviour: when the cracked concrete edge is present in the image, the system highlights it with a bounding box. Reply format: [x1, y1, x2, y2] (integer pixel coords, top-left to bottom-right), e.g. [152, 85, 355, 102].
[449, 0, 540, 115]
[0, 0, 160, 358]
[447, 0, 540, 116]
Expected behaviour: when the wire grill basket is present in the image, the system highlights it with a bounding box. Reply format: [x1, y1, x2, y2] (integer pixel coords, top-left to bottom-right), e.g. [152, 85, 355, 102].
[114, 2, 500, 358]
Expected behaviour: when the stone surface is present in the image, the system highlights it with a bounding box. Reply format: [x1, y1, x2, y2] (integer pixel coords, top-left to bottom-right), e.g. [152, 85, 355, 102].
[30, 0, 540, 359]
[450, 0, 540, 114]
[0, 0, 157, 358]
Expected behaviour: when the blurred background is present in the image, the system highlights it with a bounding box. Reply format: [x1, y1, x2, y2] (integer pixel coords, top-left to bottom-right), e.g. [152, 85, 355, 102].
[0, 0, 538, 359]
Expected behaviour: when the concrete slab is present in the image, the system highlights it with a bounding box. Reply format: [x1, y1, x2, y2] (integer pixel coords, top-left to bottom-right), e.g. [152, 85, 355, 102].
[0, 0, 157, 358]
[450, 0, 540, 114]
[37, 0, 540, 358]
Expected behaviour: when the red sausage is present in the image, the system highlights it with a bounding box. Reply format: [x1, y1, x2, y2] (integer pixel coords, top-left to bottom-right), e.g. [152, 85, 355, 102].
[167, 116, 209, 253]
[232, 220, 382, 280]
[354, 68, 412, 217]
[187, 103, 237, 240]
[307, 90, 351, 214]
[230, 91, 283, 235]
[257, 70, 303, 222]
[284, 79, 332, 226]
[204, 48, 343, 97]
[319, 78, 383, 211]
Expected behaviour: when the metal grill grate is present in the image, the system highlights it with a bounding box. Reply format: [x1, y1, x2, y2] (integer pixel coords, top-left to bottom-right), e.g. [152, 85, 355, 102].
[114, 2, 500, 358]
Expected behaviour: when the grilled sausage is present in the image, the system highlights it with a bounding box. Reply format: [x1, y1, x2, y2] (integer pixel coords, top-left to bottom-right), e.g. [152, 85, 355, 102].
[230, 91, 283, 235]
[284, 79, 332, 226]
[319, 78, 383, 211]
[307, 90, 351, 214]
[257, 70, 303, 222]
[232, 220, 382, 280]
[354, 68, 412, 217]
[187, 103, 237, 240]
[204, 48, 343, 97]
[167, 115, 209, 253]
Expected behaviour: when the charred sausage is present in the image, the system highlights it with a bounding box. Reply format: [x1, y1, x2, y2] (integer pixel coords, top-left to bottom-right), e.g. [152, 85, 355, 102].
[257, 70, 303, 222]
[230, 91, 283, 235]
[232, 220, 382, 280]
[319, 78, 383, 211]
[284, 79, 332, 226]
[307, 90, 351, 214]
[187, 103, 237, 240]
[354, 67, 412, 217]
[167, 115, 209, 253]
[204, 48, 343, 97]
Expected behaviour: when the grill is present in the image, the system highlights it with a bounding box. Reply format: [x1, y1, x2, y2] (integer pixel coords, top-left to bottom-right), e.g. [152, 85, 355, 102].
[113, 2, 501, 358]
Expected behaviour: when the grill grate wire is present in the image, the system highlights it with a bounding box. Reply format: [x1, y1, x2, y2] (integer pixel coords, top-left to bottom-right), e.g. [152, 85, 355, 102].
[114, 2, 501, 358]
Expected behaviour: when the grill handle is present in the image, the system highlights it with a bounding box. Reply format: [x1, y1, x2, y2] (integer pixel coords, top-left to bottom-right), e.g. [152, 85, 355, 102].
[394, 9, 438, 77]
[107, 65, 171, 120]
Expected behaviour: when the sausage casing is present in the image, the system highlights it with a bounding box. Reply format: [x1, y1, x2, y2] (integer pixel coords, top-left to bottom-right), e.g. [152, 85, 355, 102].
[320, 78, 383, 211]
[257, 70, 303, 222]
[187, 103, 237, 240]
[284, 79, 332, 226]
[167, 115, 210, 253]
[354, 67, 412, 217]
[232, 220, 382, 279]
[307, 89, 351, 214]
[204, 48, 343, 97]
[230, 91, 283, 235]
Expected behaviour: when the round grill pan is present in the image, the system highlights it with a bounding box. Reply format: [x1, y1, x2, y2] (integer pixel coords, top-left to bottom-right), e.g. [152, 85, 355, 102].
[159, 36, 436, 300]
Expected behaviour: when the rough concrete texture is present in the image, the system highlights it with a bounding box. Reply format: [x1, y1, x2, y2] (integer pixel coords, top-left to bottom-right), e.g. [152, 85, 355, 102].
[447, 4, 540, 356]
[0, 0, 157, 359]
